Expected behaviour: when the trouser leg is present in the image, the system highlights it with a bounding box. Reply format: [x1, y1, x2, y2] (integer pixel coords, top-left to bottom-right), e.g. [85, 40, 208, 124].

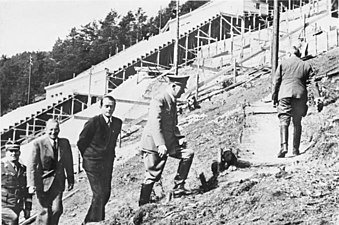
[50, 192, 63, 225]
[171, 148, 194, 194]
[35, 192, 52, 225]
[138, 183, 154, 206]
[278, 124, 289, 158]
[277, 98, 293, 158]
[84, 170, 105, 223]
[292, 116, 302, 155]
[140, 152, 167, 205]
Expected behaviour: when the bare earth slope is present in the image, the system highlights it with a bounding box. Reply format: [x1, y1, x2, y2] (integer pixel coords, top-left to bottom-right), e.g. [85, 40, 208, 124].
[56, 48, 339, 225]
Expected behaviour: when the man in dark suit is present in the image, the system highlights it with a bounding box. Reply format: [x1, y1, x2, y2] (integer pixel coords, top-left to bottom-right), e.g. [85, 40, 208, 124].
[77, 95, 122, 224]
[272, 46, 320, 158]
[138, 74, 194, 206]
[2, 140, 32, 225]
[27, 119, 74, 225]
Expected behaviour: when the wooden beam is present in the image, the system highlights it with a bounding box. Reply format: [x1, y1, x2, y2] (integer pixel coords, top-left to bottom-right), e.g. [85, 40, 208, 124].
[221, 15, 242, 34]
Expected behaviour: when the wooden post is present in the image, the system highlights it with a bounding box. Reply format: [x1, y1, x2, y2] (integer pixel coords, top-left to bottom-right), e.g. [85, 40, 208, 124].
[315, 23, 318, 55]
[208, 20, 212, 45]
[271, 0, 280, 84]
[258, 23, 261, 40]
[241, 17, 245, 59]
[231, 31, 234, 57]
[337, 29, 339, 47]
[326, 31, 329, 51]
[202, 58, 205, 79]
[231, 16, 234, 35]
[253, 15, 256, 29]
[157, 50, 160, 67]
[233, 59, 237, 83]
[27, 54, 32, 104]
[52, 107, 56, 119]
[185, 35, 189, 65]
[219, 16, 223, 41]
[105, 68, 109, 94]
[174, 0, 180, 75]
[32, 118, 36, 136]
[12, 129, 16, 142]
[26, 123, 29, 137]
[196, 55, 199, 101]
[60, 106, 63, 121]
[87, 66, 93, 107]
[197, 29, 200, 60]
[224, 34, 226, 52]
[71, 96, 74, 115]
[249, 26, 252, 54]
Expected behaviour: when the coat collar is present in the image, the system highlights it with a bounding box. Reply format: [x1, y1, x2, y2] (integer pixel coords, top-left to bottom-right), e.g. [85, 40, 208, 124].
[2, 158, 22, 175]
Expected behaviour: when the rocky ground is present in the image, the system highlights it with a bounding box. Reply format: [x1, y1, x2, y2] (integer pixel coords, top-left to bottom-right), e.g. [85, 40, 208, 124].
[34, 47, 339, 225]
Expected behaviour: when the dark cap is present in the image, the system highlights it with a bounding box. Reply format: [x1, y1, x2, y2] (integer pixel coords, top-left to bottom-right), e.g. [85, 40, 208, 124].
[5, 140, 20, 151]
[167, 74, 189, 88]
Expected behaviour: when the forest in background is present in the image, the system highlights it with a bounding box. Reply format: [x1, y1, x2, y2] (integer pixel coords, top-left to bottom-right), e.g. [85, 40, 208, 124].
[0, 0, 209, 116]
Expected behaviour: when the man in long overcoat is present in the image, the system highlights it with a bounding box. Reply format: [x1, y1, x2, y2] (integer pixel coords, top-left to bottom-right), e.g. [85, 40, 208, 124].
[138, 74, 194, 206]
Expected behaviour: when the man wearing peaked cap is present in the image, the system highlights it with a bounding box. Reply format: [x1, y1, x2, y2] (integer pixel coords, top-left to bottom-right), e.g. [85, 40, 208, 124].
[167, 74, 189, 88]
[272, 45, 321, 158]
[2, 140, 32, 225]
[138, 73, 194, 206]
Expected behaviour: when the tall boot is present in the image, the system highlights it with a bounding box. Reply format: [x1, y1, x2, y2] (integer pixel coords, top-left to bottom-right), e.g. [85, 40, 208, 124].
[293, 125, 302, 156]
[173, 181, 192, 196]
[278, 125, 289, 158]
[138, 183, 154, 206]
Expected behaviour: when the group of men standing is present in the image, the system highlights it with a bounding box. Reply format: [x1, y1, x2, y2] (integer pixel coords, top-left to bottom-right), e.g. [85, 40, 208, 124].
[2, 44, 320, 224]
[1, 74, 193, 225]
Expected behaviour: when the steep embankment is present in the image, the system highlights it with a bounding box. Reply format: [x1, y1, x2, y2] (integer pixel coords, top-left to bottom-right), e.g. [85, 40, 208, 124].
[56, 48, 339, 225]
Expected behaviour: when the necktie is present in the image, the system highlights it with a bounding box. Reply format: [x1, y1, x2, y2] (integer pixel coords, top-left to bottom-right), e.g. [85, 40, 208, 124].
[107, 118, 111, 128]
[53, 140, 58, 161]
[13, 163, 18, 172]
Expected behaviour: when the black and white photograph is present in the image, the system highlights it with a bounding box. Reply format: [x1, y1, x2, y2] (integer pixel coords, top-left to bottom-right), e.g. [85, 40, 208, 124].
[1, 0, 339, 224]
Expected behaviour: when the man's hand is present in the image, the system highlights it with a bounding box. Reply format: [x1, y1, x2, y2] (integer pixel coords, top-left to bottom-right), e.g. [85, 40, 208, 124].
[28, 186, 36, 194]
[68, 183, 74, 191]
[24, 209, 31, 219]
[179, 138, 187, 148]
[158, 145, 168, 158]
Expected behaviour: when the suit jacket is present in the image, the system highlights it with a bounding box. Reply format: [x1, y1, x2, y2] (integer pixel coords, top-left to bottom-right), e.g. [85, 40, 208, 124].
[140, 89, 181, 154]
[273, 55, 312, 101]
[1, 158, 32, 210]
[77, 114, 122, 171]
[27, 135, 74, 193]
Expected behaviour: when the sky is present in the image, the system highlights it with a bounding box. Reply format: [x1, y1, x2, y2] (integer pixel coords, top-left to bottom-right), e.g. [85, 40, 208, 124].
[0, 0, 178, 57]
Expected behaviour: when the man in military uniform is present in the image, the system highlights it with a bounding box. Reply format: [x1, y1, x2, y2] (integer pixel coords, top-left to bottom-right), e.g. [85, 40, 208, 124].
[1, 140, 32, 225]
[138, 74, 194, 206]
[272, 46, 321, 158]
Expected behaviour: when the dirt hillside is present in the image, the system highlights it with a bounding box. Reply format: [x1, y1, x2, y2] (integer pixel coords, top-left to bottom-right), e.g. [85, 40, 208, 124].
[53, 47, 339, 225]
